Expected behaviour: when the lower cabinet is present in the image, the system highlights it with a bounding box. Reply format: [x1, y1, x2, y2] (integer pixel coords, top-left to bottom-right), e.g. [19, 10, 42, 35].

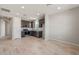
[21, 29, 42, 38]
[28, 31, 42, 38]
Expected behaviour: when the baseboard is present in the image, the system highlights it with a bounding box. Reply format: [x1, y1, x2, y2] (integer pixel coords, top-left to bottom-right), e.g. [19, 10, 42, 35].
[0, 36, 11, 40]
[46, 39, 79, 47]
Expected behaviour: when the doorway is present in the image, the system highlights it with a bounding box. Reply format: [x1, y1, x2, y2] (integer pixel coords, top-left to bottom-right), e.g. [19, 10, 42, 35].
[21, 14, 45, 39]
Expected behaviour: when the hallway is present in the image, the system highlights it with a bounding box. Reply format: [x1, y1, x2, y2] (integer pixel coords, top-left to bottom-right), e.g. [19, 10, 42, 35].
[0, 36, 79, 55]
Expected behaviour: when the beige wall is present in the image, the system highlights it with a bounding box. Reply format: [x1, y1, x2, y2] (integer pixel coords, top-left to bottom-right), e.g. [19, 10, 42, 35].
[45, 7, 79, 45]
[45, 14, 50, 40]
[12, 17, 21, 40]
[0, 19, 5, 38]
[5, 19, 12, 37]
[0, 19, 1, 37]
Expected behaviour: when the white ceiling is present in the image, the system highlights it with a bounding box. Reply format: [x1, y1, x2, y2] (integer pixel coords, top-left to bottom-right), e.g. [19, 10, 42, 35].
[0, 4, 79, 20]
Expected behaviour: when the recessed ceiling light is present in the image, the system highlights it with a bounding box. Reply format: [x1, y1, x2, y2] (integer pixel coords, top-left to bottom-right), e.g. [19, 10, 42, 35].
[57, 7, 61, 10]
[21, 6, 24, 9]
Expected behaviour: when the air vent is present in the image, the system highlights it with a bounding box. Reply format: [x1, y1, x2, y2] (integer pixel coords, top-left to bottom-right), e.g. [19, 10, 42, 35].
[46, 4, 52, 6]
[1, 8, 10, 12]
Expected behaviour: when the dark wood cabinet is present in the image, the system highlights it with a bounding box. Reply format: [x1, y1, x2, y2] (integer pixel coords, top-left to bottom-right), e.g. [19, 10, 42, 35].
[28, 31, 42, 38]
